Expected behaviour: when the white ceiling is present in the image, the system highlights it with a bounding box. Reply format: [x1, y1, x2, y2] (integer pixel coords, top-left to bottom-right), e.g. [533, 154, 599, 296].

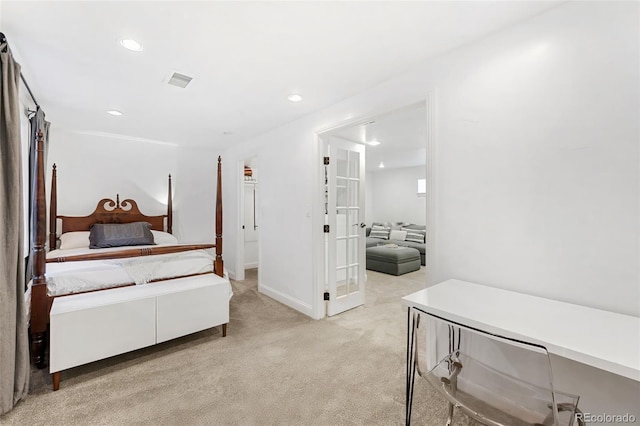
[2, 1, 560, 149]
[331, 103, 427, 172]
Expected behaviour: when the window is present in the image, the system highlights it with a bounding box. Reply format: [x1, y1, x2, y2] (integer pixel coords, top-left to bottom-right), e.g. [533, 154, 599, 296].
[19, 101, 30, 257]
[417, 178, 426, 197]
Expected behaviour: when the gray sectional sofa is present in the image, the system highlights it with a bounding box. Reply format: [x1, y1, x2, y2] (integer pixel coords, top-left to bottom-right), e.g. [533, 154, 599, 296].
[366, 223, 426, 265]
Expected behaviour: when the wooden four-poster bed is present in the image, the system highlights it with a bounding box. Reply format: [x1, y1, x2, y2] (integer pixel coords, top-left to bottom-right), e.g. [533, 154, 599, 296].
[29, 131, 229, 390]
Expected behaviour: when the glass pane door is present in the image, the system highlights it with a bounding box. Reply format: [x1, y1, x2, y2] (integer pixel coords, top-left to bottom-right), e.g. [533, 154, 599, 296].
[327, 138, 365, 316]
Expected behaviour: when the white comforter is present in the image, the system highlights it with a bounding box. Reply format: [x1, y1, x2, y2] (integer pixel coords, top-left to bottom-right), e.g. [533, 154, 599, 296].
[46, 246, 215, 296]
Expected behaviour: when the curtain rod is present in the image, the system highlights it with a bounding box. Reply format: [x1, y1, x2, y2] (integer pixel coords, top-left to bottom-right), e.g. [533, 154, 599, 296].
[0, 32, 41, 108]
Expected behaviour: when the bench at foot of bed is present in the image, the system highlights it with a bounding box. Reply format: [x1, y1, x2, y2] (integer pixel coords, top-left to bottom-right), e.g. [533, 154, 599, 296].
[49, 274, 230, 391]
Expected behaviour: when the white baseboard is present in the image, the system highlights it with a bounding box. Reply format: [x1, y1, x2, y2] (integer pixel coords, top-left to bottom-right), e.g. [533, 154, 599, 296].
[259, 284, 314, 318]
[227, 271, 236, 281]
[244, 262, 258, 269]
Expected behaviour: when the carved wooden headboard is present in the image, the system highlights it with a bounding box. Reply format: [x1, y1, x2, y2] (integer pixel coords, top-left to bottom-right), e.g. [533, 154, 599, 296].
[48, 164, 173, 249]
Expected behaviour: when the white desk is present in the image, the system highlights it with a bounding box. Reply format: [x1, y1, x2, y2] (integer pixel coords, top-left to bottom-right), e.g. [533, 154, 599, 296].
[402, 279, 640, 425]
[402, 279, 640, 381]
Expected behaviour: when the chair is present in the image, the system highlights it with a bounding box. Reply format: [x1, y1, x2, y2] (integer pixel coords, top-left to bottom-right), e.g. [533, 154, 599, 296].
[411, 309, 584, 426]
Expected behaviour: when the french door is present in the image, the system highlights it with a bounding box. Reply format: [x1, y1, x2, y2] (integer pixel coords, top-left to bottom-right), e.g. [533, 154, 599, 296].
[325, 137, 366, 316]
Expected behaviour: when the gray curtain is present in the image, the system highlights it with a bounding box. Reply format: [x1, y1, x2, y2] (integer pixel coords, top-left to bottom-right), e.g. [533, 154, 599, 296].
[0, 41, 30, 414]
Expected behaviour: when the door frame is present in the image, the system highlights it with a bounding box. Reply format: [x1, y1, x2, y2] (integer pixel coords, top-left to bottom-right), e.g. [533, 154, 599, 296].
[235, 159, 246, 282]
[235, 156, 261, 282]
[312, 91, 438, 319]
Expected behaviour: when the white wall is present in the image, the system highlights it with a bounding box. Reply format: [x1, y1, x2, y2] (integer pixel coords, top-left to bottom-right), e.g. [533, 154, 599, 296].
[173, 145, 220, 244]
[223, 130, 316, 315]
[369, 166, 426, 225]
[47, 129, 177, 216]
[223, 1, 639, 418]
[46, 129, 221, 245]
[224, 0, 640, 315]
[430, 2, 639, 317]
[364, 171, 373, 226]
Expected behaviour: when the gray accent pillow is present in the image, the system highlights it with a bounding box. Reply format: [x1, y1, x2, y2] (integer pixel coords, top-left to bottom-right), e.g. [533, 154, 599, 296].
[401, 227, 426, 244]
[369, 225, 390, 240]
[89, 222, 155, 249]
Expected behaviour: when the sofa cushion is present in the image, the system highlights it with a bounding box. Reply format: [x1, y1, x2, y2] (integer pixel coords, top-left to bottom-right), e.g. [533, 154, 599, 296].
[369, 225, 390, 240]
[402, 227, 425, 244]
[403, 224, 426, 230]
[395, 240, 426, 255]
[366, 245, 420, 263]
[389, 229, 407, 241]
[366, 237, 380, 247]
[372, 221, 406, 230]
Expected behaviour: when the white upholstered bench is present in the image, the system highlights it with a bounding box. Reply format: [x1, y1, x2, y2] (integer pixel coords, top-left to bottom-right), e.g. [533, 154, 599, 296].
[49, 273, 230, 390]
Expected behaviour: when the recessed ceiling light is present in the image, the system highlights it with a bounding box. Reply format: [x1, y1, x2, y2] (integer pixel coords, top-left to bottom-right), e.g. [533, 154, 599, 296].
[223, 131, 233, 135]
[119, 39, 143, 52]
[366, 141, 381, 146]
[287, 93, 303, 102]
[378, 162, 385, 168]
[107, 110, 123, 116]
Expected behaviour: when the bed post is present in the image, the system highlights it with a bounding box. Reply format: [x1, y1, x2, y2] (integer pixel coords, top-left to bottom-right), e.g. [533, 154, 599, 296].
[31, 130, 48, 369]
[167, 174, 173, 234]
[215, 156, 224, 277]
[49, 164, 57, 250]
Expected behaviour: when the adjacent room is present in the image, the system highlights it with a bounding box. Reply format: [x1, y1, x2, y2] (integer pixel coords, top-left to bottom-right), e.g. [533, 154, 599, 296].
[1, 1, 638, 425]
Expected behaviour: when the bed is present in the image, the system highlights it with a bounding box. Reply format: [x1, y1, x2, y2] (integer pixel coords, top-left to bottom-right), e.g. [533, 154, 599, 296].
[29, 131, 228, 390]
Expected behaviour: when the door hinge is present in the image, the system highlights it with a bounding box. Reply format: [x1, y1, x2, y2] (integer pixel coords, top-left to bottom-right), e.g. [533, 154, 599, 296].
[324, 291, 330, 301]
[324, 225, 330, 233]
[323, 156, 330, 165]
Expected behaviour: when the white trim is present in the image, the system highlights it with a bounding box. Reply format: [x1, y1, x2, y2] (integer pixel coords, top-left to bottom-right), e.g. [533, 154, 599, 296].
[425, 89, 438, 286]
[235, 159, 246, 282]
[227, 271, 236, 281]
[312, 132, 325, 319]
[71, 130, 178, 147]
[259, 283, 315, 318]
[244, 262, 258, 269]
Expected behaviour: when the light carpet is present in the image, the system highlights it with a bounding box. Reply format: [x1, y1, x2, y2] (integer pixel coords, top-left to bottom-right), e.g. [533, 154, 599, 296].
[1, 268, 477, 425]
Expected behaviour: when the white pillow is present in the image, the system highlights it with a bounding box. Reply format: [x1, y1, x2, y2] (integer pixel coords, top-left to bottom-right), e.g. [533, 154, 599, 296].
[59, 231, 90, 250]
[389, 230, 407, 241]
[151, 230, 179, 245]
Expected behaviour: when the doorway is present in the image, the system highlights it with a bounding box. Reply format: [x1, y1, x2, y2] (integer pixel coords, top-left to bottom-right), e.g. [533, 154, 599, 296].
[315, 99, 432, 318]
[237, 156, 260, 282]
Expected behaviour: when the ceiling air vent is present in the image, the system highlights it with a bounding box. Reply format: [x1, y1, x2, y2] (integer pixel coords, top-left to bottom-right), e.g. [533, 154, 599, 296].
[167, 72, 193, 88]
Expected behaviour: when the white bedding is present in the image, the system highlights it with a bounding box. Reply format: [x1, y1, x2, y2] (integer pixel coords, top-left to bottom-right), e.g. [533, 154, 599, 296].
[46, 245, 216, 296]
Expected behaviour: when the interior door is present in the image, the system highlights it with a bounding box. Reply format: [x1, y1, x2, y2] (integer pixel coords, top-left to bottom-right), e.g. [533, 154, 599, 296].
[326, 137, 366, 316]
